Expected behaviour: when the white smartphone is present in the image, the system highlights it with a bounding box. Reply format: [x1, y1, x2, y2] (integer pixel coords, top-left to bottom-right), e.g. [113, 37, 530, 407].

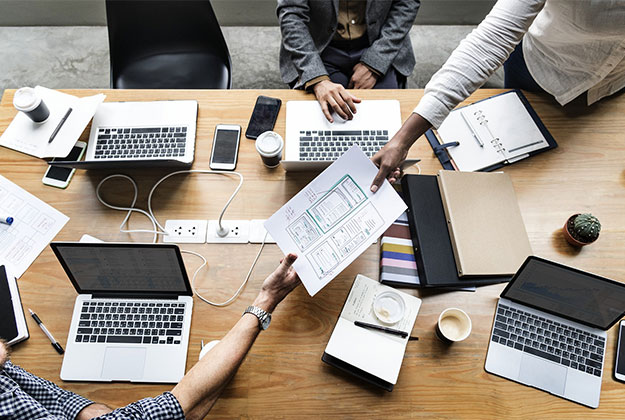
[209, 124, 241, 171]
[615, 320, 625, 383]
[42, 141, 87, 188]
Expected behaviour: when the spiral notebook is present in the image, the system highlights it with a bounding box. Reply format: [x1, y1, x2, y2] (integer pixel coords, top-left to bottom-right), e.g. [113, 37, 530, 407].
[427, 90, 557, 172]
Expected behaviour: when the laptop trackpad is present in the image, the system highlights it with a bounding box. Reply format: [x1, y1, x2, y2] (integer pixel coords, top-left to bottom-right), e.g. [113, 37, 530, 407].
[518, 354, 567, 395]
[101, 347, 146, 380]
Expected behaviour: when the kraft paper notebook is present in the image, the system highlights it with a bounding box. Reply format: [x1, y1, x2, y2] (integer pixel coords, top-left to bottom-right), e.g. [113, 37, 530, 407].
[436, 170, 532, 277]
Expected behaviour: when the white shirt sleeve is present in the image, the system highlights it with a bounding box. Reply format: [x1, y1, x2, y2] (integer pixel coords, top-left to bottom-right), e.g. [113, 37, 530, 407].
[414, 0, 546, 128]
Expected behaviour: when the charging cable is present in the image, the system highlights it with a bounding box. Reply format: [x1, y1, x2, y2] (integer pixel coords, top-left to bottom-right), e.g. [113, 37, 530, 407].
[95, 170, 264, 307]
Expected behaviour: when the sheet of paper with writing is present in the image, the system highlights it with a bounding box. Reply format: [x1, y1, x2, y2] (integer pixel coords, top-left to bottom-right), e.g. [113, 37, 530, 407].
[265, 146, 406, 296]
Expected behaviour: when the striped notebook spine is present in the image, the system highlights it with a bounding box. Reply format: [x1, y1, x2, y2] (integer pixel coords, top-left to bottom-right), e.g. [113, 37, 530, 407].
[380, 212, 419, 287]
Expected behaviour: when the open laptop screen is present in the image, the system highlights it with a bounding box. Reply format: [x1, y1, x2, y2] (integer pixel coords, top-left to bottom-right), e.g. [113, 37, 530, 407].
[51, 243, 192, 296]
[502, 257, 625, 330]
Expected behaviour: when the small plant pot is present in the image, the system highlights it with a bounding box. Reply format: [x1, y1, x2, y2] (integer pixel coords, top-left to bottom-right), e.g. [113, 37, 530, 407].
[563, 214, 598, 247]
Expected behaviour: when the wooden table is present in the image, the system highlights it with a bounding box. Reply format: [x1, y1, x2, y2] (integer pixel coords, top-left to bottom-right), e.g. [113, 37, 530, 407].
[1, 88, 624, 419]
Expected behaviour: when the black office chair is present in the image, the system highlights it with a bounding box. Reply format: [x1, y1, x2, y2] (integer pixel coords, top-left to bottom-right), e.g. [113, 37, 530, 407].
[105, 0, 232, 89]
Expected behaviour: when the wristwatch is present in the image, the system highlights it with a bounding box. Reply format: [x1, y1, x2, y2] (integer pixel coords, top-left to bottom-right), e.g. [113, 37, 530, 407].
[243, 305, 272, 330]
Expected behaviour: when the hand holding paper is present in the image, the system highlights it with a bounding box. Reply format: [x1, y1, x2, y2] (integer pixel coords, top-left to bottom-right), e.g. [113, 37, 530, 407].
[264, 146, 407, 296]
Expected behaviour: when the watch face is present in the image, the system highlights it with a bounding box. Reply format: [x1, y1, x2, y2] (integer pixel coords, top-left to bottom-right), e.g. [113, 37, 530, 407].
[261, 313, 271, 330]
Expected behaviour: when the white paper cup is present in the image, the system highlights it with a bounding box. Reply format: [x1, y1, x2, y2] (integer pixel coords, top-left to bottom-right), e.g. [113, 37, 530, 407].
[255, 131, 284, 168]
[435, 308, 472, 344]
[13, 87, 50, 123]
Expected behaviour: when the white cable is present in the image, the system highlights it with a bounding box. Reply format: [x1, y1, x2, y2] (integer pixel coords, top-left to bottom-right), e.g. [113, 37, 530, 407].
[146, 170, 243, 236]
[183, 232, 268, 307]
[95, 170, 263, 307]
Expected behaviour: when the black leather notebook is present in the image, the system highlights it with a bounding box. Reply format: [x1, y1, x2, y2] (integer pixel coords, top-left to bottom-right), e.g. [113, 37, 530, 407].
[0, 265, 29, 345]
[400, 175, 510, 288]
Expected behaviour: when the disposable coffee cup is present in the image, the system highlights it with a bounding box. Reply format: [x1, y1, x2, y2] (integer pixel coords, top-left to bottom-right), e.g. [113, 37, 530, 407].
[255, 131, 284, 168]
[435, 308, 472, 344]
[13, 87, 50, 123]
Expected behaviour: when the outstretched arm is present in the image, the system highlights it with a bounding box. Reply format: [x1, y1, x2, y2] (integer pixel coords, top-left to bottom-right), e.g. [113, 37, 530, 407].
[171, 254, 300, 420]
[370, 0, 546, 191]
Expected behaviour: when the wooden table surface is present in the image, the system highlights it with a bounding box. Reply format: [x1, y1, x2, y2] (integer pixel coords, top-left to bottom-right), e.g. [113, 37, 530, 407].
[1, 88, 624, 419]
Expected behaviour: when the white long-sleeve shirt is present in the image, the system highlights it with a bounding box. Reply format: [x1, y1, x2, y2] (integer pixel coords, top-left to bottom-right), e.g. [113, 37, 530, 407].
[415, 0, 625, 129]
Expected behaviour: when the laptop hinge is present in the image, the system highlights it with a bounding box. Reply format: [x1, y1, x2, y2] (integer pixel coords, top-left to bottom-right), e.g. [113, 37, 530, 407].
[90, 293, 180, 300]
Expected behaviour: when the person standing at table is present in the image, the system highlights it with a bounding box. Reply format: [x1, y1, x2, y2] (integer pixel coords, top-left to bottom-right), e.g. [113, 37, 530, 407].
[277, 0, 420, 123]
[0, 254, 300, 420]
[370, 0, 625, 191]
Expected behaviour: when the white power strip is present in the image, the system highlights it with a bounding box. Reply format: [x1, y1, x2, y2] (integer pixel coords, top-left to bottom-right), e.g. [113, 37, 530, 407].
[163, 220, 208, 243]
[163, 219, 276, 244]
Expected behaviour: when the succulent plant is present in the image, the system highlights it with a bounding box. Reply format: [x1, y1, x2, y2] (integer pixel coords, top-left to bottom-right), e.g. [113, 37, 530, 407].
[572, 213, 601, 243]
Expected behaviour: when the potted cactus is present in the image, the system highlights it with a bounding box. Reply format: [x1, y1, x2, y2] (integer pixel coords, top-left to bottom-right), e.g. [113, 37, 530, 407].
[563, 213, 601, 247]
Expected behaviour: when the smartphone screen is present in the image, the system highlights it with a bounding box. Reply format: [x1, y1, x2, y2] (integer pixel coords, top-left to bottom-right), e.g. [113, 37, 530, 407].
[616, 322, 625, 377]
[212, 129, 240, 164]
[245, 96, 281, 139]
[47, 144, 84, 181]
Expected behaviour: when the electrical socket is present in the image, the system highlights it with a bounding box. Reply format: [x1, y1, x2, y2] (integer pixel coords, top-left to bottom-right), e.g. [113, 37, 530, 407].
[163, 220, 208, 243]
[249, 219, 276, 244]
[206, 220, 250, 243]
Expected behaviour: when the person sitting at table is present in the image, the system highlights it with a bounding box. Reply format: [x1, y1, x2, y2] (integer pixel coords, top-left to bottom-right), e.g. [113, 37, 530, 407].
[277, 0, 420, 123]
[0, 254, 300, 420]
[369, 0, 625, 192]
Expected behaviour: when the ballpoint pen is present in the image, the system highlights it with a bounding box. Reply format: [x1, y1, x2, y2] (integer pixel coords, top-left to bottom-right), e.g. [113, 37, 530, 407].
[48, 107, 73, 144]
[460, 111, 484, 147]
[0, 215, 13, 225]
[354, 321, 409, 338]
[28, 308, 64, 354]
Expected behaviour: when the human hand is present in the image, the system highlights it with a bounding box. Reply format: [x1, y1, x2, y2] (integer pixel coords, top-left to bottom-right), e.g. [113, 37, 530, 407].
[370, 141, 408, 192]
[313, 80, 361, 123]
[253, 253, 300, 313]
[348, 62, 378, 89]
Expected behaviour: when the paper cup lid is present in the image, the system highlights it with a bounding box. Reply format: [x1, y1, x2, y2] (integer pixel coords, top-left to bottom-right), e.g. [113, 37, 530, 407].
[13, 87, 40, 112]
[256, 131, 284, 157]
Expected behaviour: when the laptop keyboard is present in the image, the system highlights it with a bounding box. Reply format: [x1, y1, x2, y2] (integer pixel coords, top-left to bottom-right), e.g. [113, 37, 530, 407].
[298, 130, 388, 160]
[492, 304, 605, 376]
[94, 127, 187, 159]
[76, 300, 187, 345]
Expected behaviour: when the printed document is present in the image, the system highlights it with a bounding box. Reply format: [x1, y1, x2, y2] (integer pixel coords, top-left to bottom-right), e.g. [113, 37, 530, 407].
[0, 175, 69, 278]
[0, 86, 104, 158]
[265, 146, 407, 296]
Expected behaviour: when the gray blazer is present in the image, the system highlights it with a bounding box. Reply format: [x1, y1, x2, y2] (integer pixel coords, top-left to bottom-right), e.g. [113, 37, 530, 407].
[277, 0, 420, 88]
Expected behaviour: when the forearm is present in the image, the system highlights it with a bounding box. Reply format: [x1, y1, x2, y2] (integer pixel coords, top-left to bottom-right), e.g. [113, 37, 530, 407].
[415, 0, 545, 128]
[171, 313, 261, 417]
[76, 403, 114, 420]
[393, 112, 432, 150]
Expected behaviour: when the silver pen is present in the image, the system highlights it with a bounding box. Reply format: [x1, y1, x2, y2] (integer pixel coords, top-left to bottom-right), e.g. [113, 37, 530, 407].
[461, 112, 484, 147]
[29, 308, 64, 354]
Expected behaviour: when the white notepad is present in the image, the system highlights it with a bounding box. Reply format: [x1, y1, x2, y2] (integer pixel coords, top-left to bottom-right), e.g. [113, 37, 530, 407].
[324, 275, 421, 386]
[437, 91, 549, 172]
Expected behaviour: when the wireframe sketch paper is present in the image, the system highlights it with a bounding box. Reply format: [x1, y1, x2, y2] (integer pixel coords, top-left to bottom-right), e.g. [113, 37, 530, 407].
[0, 86, 105, 158]
[0, 175, 69, 278]
[265, 146, 407, 296]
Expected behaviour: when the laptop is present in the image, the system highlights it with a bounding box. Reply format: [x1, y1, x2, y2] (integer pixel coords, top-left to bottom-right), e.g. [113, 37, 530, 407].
[51, 242, 194, 383]
[485, 256, 625, 408]
[49, 100, 197, 169]
[281, 100, 401, 171]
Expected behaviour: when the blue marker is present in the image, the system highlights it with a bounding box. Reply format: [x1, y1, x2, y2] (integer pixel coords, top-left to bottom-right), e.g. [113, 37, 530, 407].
[0, 215, 14, 225]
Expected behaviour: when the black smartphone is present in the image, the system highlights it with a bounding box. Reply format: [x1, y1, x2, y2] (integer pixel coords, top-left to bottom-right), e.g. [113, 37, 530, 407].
[245, 95, 281, 139]
[615, 320, 625, 383]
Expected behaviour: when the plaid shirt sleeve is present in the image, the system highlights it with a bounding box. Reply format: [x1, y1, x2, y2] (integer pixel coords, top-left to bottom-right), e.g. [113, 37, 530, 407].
[0, 361, 94, 419]
[93, 392, 185, 420]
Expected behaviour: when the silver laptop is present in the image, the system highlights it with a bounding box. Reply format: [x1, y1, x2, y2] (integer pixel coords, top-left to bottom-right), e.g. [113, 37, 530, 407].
[485, 256, 625, 408]
[50, 100, 197, 169]
[51, 242, 194, 383]
[281, 100, 401, 171]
